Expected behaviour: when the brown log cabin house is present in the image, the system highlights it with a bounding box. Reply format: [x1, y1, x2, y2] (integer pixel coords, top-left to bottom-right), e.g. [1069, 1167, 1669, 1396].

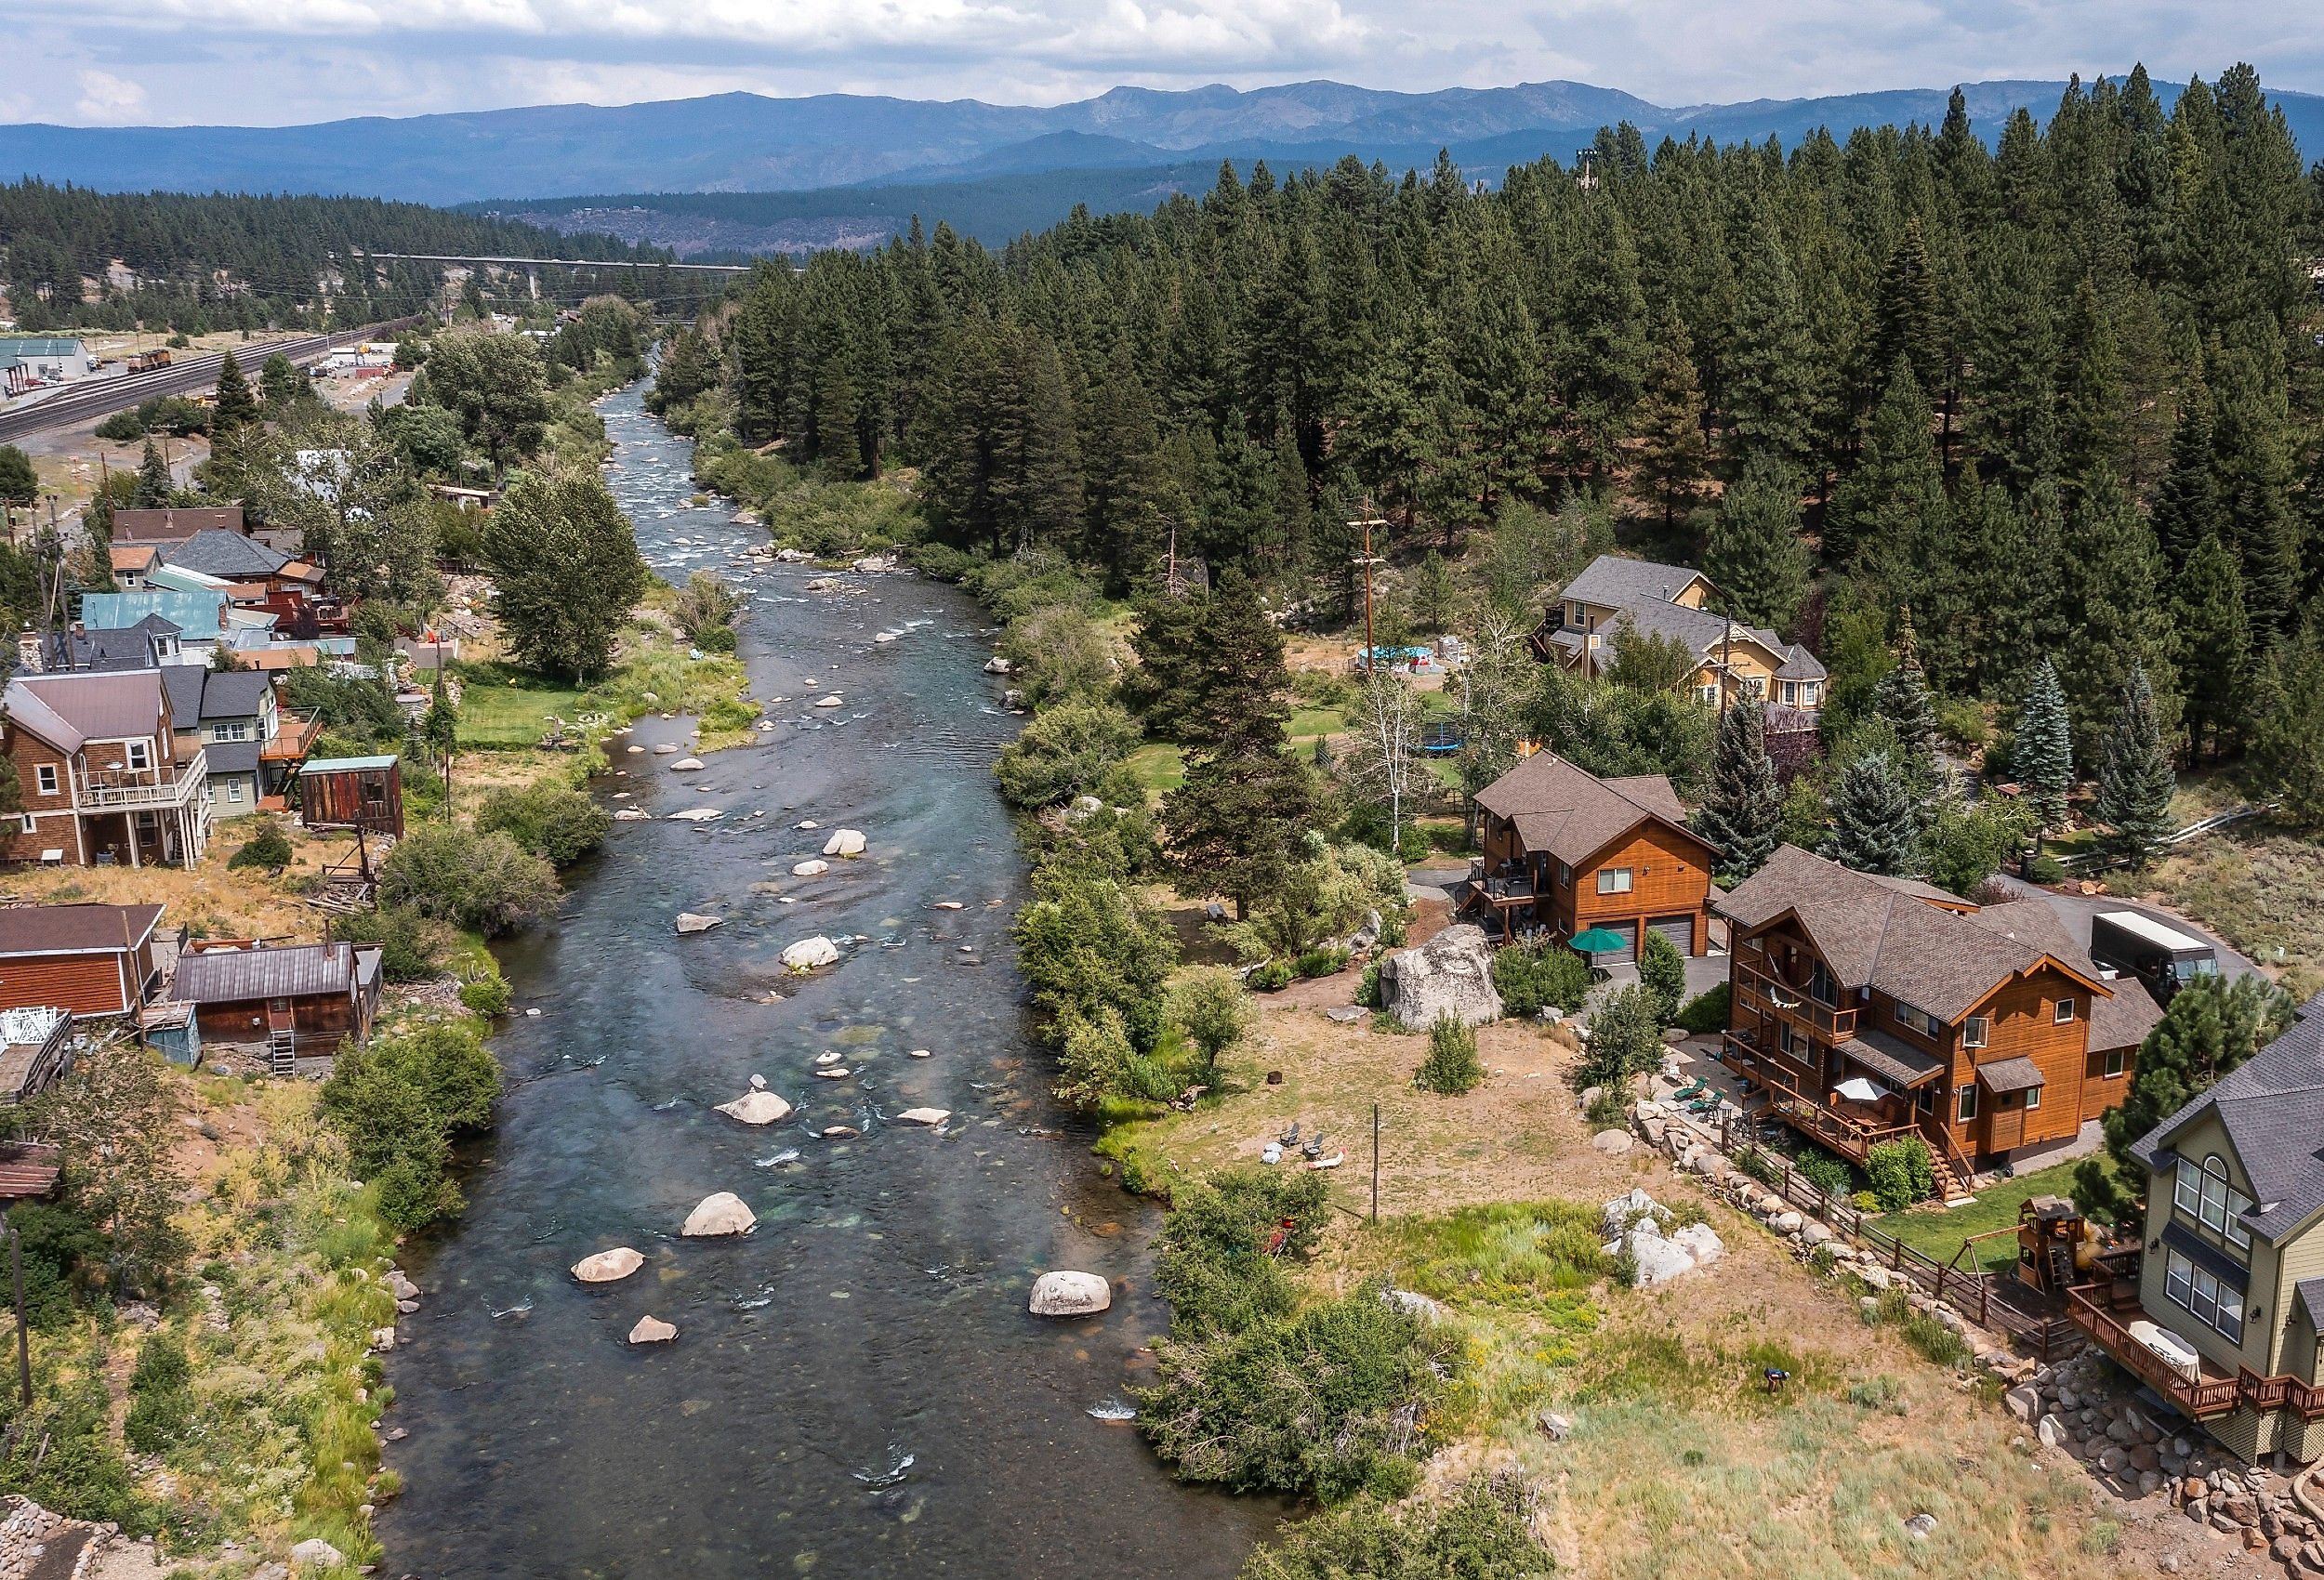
[0, 669, 213, 867]
[1457, 752, 1715, 962]
[167, 940, 384, 1063]
[1715, 845, 2160, 1204]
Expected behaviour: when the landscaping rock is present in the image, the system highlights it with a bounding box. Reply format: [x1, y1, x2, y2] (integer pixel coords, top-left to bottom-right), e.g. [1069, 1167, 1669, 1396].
[1377, 923, 1503, 1030]
[680, 1192, 757, 1237]
[1801, 1220, 1832, 1246]
[573, 1248, 645, 1284]
[1903, 1513, 1937, 1541]
[1591, 1128, 1634, 1155]
[2005, 1384, 2042, 1423]
[1029, 1271, 1112, 1316]
[1670, 1222, 1724, 1267]
[627, 1315, 678, 1345]
[290, 1538, 346, 1572]
[791, 858, 830, 876]
[822, 828, 867, 857]
[1535, 1411, 1573, 1442]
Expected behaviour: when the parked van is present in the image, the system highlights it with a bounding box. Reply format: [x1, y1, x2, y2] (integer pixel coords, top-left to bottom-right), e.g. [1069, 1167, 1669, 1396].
[2090, 910, 2218, 1005]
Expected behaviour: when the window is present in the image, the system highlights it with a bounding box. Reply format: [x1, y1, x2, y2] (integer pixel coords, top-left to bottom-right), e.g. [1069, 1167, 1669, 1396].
[1894, 1002, 1940, 1036]
[1743, 677, 1766, 699]
[34, 765, 55, 796]
[2178, 1156, 2254, 1250]
[1801, 683, 1821, 707]
[1956, 1084, 1978, 1123]
[204, 783, 215, 804]
[1962, 1015, 1990, 1049]
[1568, 602, 1585, 627]
[125, 741, 150, 770]
[1808, 960, 1839, 1008]
[1557, 862, 1570, 888]
[2024, 1084, 2040, 1110]
[227, 780, 244, 804]
[1696, 684, 1720, 705]
[16, 814, 32, 835]
[2165, 1248, 2245, 1345]
[2053, 997, 2077, 1024]
[210, 721, 253, 743]
[1596, 867, 1633, 895]
[2104, 1048, 2126, 1079]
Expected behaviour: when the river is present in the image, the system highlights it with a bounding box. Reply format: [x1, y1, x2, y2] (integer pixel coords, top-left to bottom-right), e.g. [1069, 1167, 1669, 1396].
[376, 383, 1276, 1577]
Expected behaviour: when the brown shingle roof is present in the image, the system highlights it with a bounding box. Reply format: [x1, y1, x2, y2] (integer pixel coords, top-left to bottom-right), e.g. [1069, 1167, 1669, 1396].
[1976, 1056, 2048, 1094]
[1975, 898, 2164, 1054]
[0, 903, 164, 957]
[110, 507, 244, 542]
[1474, 753, 1697, 867]
[1717, 845, 2109, 1024]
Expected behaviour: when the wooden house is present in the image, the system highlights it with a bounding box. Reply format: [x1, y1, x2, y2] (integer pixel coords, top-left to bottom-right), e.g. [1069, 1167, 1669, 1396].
[2068, 993, 2324, 1464]
[0, 671, 213, 867]
[0, 1007, 73, 1104]
[108, 506, 244, 544]
[0, 902, 166, 1016]
[1458, 752, 1716, 960]
[1714, 846, 2159, 1201]
[297, 755, 403, 836]
[168, 940, 384, 1066]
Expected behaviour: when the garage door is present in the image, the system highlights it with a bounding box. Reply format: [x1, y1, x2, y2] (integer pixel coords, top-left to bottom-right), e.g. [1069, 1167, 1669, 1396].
[1649, 914, 1695, 956]
[1598, 920, 1637, 967]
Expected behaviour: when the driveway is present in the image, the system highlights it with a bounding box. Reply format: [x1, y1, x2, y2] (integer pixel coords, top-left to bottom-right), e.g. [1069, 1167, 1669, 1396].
[1981, 875, 2259, 981]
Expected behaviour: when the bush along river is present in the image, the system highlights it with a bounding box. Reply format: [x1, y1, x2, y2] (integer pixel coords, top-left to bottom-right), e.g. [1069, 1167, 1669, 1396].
[376, 382, 1277, 1576]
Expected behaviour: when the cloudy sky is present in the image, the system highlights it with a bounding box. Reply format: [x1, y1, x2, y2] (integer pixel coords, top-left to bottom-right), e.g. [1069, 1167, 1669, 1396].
[2, 0, 2317, 126]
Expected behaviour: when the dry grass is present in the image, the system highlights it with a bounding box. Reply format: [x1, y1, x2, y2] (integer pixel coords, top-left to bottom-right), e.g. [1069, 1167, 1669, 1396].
[2, 818, 350, 941]
[2142, 823, 2324, 999]
[1107, 984, 2212, 1580]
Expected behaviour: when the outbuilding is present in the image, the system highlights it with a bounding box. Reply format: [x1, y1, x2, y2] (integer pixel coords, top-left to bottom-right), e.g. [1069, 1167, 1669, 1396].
[0, 903, 167, 1016]
[168, 940, 384, 1063]
[297, 755, 403, 836]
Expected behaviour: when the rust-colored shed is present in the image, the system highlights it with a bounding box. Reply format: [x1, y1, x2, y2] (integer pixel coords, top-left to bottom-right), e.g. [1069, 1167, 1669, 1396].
[297, 755, 403, 836]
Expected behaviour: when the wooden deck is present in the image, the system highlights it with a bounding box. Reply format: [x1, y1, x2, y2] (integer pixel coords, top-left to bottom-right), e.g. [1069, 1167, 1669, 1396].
[1720, 1032, 1974, 1202]
[2067, 1283, 2324, 1422]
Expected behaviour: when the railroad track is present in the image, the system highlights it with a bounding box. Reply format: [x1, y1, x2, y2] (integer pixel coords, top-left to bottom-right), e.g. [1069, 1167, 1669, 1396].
[0, 315, 424, 443]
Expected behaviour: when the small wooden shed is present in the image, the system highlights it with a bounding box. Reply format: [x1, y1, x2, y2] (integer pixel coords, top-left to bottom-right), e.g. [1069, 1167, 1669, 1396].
[297, 754, 403, 836]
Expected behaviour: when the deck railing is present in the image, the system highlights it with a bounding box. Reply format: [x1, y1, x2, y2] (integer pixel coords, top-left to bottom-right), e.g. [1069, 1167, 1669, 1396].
[78, 751, 205, 810]
[1736, 967, 1857, 1039]
[2067, 1285, 2241, 1417]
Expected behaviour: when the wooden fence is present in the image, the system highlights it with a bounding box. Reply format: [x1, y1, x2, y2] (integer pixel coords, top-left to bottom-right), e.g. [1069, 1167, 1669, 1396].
[1711, 1111, 2084, 1362]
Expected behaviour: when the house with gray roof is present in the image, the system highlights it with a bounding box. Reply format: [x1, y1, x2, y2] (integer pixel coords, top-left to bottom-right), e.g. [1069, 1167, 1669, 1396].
[160, 666, 315, 816]
[2062, 994, 2324, 1464]
[1529, 555, 1827, 767]
[1714, 844, 2151, 1200]
[0, 669, 211, 867]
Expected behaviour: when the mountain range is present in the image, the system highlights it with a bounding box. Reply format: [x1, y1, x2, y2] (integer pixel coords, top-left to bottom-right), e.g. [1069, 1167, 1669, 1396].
[1, 75, 2316, 255]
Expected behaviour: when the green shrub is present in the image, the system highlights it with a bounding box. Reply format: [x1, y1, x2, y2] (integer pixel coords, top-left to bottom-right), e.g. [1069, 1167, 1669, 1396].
[1852, 1190, 1882, 1213]
[1417, 1014, 1483, 1096]
[1293, 946, 1349, 980]
[1734, 1147, 1780, 1187]
[1355, 962, 1382, 1008]
[1639, 929, 1686, 1024]
[472, 779, 612, 866]
[225, 818, 294, 872]
[326, 903, 446, 982]
[1865, 1136, 1935, 1211]
[992, 701, 1142, 810]
[379, 823, 561, 936]
[1796, 1148, 1854, 1199]
[1166, 967, 1254, 1082]
[1934, 696, 1989, 752]
[2024, 852, 2067, 885]
[94, 411, 146, 442]
[1573, 982, 1661, 1092]
[1154, 1167, 1329, 1336]
[1248, 960, 1295, 992]
[321, 1021, 501, 1231]
[458, 972, 513, 1018]
[1245, 1471, 1551, 1579]
[694, 624, 738, 653]
[1490, 941, 1591, 1020]
[1014, 862, 1176, 1060]
[1675, 981, 1730, 1034]
[124, 1332, 193, 1455]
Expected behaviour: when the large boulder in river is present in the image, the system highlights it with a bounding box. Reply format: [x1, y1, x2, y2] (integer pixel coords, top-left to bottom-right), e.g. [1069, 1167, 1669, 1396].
[1378, 923, 1503, 1031]
[781, 936, 840, 970]
[680, 1192, 757, 1238]
[1029, 1271, 1112, 1317]
[674, 913, 723, 934]
[791, 859, 830, 877]
[628, 1315, 678, 1345]
[716, 1090, 792, 1125]
[573, 1247, 645, 1284]
[821, 828, 867, 857]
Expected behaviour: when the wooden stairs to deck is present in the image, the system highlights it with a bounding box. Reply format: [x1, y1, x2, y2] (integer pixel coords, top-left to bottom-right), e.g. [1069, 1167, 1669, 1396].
[1930, 1151, 1975, 1206]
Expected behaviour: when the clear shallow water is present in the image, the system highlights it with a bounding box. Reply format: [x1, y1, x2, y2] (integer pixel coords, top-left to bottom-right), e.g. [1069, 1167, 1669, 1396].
[376, 384, 1276, 1577]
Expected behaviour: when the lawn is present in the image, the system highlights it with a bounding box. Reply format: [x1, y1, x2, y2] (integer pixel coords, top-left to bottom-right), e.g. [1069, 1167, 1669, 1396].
[1126, 742, 1186, 794]
[450, 662, 585, 749]
[1878, 1155, 2111, 1273]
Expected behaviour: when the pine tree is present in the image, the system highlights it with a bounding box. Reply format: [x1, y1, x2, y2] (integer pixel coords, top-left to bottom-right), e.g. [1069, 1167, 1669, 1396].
[2053, 275, 2126, 491]
[134, 440, 172, 507]
[1701, 453, 1810, 630]
[1963, 230, 2060, 493]
[2092, 664, 2176, 870]
[212, 348, 259, 433]
[2052, 469, 2174, 767]
[1725, 206, 1819, 469]
[2148, 379, 2223, 574]
[2014, 657, 2074, 834]
[2103, 974, 2292, 1178]
[1631, 307, 1709, 527]
[2249, 613, 2324, 831]
[1867, 217, 1940, 398]
[1825, 750, 1921, 876]
[2172, 532, 2252, 762]
[1870, 611, 1939, 778]
[2209, 340, 2303, 645]
[1825, 358, 1943, 573]
[1692, 696, 1783, 883]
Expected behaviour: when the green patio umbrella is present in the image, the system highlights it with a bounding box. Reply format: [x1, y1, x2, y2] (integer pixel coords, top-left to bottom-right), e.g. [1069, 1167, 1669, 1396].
[1568, 928, 1629, 955]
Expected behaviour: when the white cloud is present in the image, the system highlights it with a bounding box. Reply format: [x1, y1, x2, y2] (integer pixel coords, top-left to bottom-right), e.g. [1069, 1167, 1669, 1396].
[73, 69, 147, 121]
[3, 0, 2318, 126]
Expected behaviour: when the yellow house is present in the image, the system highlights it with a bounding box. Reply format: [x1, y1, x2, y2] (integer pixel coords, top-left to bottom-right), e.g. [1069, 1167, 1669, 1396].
[1528, 555, 1827, 714]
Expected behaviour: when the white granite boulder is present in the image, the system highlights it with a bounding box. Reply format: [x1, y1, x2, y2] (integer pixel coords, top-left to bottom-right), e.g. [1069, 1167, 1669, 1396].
[791, 858, 830, 876]
[628, 1315, 678, 1345]
[1028, 1271, 1112, 1317]
[821, 828, 867, 857]
[573, 1247, 645, 1284]
[1377, 923, 1504, 1030]
[716, 1090, 793, 1126]
[669, 757, 705, 772]
[674, 913, 723, 934]
[781, 936, 841, 969]
[680, 1192, 757, 1238]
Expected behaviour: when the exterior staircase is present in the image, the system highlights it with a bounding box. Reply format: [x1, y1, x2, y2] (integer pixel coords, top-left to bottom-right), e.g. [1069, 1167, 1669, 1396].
[267, 1026, 296, 1078]
[1929, 1149, 1975, 1206]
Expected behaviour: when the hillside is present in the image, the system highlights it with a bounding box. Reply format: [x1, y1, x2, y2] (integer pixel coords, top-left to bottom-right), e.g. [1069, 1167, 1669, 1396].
[1, 73, 2316, 210]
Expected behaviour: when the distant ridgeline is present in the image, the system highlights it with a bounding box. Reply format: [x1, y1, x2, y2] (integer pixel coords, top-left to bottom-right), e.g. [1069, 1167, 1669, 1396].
[0, 181, 671, 334]
[659, 64, 2319, 771]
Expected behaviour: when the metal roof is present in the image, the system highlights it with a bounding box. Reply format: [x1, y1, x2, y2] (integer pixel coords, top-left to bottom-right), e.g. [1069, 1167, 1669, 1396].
[79, 590, 230, 636]
[170, 941, 379, 1003]
[7, 670, 166, 748]
[301, 755, 398, 772]
[0, 903, 164, 957]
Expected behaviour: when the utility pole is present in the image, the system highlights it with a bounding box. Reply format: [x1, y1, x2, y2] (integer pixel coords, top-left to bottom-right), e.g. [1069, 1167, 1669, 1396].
[1349, 505, 1388, 674]
[7, 1216, 29, 1408]
[1370, 1103, 1381, 1222]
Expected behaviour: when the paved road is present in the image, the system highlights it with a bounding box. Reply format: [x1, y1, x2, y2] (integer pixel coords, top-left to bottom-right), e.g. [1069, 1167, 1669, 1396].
[1984, 874, 2259, 981]
[0, 317, 422, 443]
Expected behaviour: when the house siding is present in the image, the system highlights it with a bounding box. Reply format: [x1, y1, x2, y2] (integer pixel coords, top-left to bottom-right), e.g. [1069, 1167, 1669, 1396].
[2134, 1113, 2271, 1378]
[0, 951, 140, 1016]
[1939, 969, 2100, 1159]
[1570, 824, 1712, 957]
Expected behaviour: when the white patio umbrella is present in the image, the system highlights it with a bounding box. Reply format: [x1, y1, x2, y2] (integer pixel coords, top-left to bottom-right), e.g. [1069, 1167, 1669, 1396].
[1833, 1076, 1884, 1103]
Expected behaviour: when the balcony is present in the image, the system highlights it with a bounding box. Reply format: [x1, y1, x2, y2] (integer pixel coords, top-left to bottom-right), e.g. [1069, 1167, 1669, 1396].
[1737, 967, 1856, 1039]
[1723, 1033, 1918, 1164]
[259, 712, 323, 763]
[79, 751, 206, 810]
[2068, 1283, 2324, 1423]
